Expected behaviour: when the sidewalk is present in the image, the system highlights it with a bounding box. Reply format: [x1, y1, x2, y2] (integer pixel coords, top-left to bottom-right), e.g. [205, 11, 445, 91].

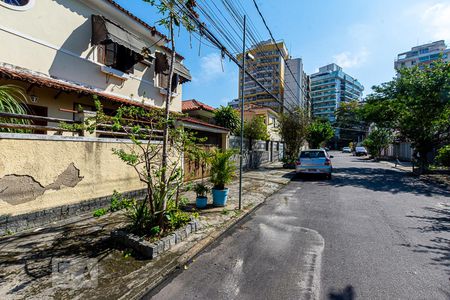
[380, 159, 413, 172]
[380, 160, 450, 188]
[0, 163, 294, 300]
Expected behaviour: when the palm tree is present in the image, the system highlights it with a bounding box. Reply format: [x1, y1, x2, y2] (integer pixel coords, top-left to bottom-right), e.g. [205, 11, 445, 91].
[0, 84, 29, 132]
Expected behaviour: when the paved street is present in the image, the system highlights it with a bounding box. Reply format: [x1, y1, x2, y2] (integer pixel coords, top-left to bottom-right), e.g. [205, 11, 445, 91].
[147, 153, 450, 300]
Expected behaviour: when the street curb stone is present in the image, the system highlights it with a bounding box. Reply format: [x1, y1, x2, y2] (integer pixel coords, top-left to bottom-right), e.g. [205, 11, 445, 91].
[110, 220, 203, 259]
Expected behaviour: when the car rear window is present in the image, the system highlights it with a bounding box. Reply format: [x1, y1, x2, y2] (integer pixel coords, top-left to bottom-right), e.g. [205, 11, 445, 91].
[300, 151, 326, 158]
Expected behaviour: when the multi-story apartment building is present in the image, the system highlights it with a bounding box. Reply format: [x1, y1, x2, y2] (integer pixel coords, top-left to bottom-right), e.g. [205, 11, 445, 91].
[235, 40, 310, 113]
[394, 40, 450, 70]
[284, 58, 310, 110]
[237, 40, 288, 112]
[310, 64, 363, 123]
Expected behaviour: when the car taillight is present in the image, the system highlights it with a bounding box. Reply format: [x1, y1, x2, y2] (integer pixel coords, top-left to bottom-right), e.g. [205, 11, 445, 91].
[295, 161, 301, 166]
[324, 159, 331, 166]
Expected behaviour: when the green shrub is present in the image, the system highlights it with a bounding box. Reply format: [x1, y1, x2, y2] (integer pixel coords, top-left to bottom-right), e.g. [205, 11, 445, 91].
[110, 190, 133, 212]
[210, 149, 236, 190]
[436, 145, 450, 167]
[93, 208, 108, 217]
[125, 199, 152, 235]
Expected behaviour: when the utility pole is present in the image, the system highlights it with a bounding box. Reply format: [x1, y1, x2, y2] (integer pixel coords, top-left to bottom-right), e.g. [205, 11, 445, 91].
[238, 15, 246, 211]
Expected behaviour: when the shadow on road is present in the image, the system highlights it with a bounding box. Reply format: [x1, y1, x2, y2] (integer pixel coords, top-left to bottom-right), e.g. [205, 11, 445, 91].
[404, 204, 450, 275]
[328, 285, 355, 300]
[330, 167, 449, 197]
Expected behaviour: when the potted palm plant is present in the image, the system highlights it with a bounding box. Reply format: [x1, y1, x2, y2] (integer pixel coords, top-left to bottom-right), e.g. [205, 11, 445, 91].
[193, 183, 209, 209]
[210, 149, 236, 207]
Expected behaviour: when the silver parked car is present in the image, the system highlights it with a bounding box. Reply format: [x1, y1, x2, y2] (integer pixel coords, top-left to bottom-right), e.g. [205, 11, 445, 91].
[295, 149, 333, 179]
[354, 146, 368, 156]
[342, 146, 352, 153]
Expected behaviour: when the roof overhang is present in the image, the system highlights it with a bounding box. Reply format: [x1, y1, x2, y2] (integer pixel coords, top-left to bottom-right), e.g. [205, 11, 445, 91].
[179, 118, 229, 134]
[0, 63, 160, 110]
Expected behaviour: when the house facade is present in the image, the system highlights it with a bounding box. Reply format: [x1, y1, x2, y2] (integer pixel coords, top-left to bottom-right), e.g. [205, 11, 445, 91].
[0, 0, 191, 229]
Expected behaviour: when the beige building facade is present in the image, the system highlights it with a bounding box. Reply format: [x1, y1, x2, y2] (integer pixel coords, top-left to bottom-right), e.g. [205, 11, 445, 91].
[0, 0, 191, 227]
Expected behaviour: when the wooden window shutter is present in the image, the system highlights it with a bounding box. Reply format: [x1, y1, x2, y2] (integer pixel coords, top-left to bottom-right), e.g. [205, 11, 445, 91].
[97, 44, 105, 64]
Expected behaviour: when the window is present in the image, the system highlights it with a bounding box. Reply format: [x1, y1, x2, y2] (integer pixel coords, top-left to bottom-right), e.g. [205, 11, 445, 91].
[0, 0, 34, 10]
[97, 42, 141, 74]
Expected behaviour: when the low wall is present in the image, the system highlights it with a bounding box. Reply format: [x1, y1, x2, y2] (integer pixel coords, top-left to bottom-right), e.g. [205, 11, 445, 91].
[382, 142, 413, 161]
[229, 136, 284, 169]
[0, 133, 147, 223]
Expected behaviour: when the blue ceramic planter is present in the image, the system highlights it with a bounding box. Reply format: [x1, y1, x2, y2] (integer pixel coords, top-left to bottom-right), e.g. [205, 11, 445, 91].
[212, 188, 229, 207]
[196, 196, 208, 209]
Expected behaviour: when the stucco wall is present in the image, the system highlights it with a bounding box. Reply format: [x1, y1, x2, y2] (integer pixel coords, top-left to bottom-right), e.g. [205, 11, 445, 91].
[0, 0, 183, 112]
[0, 136, 147, 216]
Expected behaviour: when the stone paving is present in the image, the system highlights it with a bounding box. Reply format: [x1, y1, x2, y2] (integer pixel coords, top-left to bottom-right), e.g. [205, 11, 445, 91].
[0, 163, 294, 300]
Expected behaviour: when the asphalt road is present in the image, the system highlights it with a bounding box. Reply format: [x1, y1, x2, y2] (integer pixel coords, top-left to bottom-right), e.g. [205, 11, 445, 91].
[146, 153, 450, 300]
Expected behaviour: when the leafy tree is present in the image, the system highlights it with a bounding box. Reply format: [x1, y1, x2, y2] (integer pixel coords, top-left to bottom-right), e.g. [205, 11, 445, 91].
[335, 101, 367, 144]
[244, 115, 270, 145]
[306, 119, 334, 149]
[362, 128, 392, 159]
[214, 105, 240, 134]
[361, 59, 450, 172]
[142, 0, 198, 216]
[278, 107, 310, 162]
[85, 100, 200, 235]
[435, 145, 450, 168]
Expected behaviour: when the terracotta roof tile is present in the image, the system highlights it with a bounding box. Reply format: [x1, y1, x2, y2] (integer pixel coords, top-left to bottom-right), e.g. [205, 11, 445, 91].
[0, 64, 160, 110]
[182, 99, 215, 112]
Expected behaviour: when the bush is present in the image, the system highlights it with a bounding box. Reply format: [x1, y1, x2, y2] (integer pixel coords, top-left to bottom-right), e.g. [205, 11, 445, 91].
[214, 105, 240, 134]
[93, 208, 108, 217]
[362, 128, 392, 159]
[244, 116, 270, 142]
[210, 149, 236, 190]
[306, 119, 334, 149]
[436, 145, 450, 167]
[110, 190, 133, 212]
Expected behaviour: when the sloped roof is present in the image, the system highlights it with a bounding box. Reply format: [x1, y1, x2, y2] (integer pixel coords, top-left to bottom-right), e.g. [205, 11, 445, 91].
[103, 0, 185, 60]
[0, 64, 159, 110]
[104, 0, 167, 41]
[179, 116, 229, 132]
[182, 99, 215, 112]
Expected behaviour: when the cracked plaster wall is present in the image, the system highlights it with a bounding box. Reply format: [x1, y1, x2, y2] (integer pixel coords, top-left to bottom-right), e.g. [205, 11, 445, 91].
[0, 139, 145, 216]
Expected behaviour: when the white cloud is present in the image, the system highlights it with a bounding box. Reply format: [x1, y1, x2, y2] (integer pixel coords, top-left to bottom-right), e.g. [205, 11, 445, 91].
[333, 48, 369, 69]
[421, 2, 450, 41]
[192, 52, 225, 83]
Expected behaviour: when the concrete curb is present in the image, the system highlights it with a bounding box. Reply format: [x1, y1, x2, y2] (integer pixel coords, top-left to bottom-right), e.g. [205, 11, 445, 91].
[125, 179, 291, 300]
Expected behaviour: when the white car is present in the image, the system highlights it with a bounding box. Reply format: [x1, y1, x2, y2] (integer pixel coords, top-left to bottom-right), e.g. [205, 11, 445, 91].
[295, 149, 333, 179]
[355, 146, 368, 156]
[342, 147, 352, 153]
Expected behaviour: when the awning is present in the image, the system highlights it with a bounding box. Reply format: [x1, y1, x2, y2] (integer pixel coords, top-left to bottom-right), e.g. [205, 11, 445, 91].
[155, 52, 192, 83]
[175, 62, 192, 82]
[92, 15, 148, 55]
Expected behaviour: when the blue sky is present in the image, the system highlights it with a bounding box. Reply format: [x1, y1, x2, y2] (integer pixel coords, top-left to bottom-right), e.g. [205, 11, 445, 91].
[116, 0, 450, 108]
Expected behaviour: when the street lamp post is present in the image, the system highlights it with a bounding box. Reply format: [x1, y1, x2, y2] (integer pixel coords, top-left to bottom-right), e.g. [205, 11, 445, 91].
[238, 15, 247, 211]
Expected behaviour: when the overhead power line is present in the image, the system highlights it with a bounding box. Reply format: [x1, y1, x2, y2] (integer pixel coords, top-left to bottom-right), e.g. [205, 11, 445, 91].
[251, 0, 307, 98]
[163, 0, 292, 113]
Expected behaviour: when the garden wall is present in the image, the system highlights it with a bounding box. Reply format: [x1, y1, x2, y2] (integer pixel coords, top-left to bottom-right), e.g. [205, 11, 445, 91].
[0, 133, 150, 233]
[229, 136, 284, 169]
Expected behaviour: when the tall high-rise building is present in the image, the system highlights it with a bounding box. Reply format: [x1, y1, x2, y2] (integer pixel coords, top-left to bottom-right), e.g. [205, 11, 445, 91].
[235, 40, 310, 113]
[284, 58, 309, 110]
[395, 40, 450, 70]
[310, 63, 363, 123]
[237, 40, 288, 112]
